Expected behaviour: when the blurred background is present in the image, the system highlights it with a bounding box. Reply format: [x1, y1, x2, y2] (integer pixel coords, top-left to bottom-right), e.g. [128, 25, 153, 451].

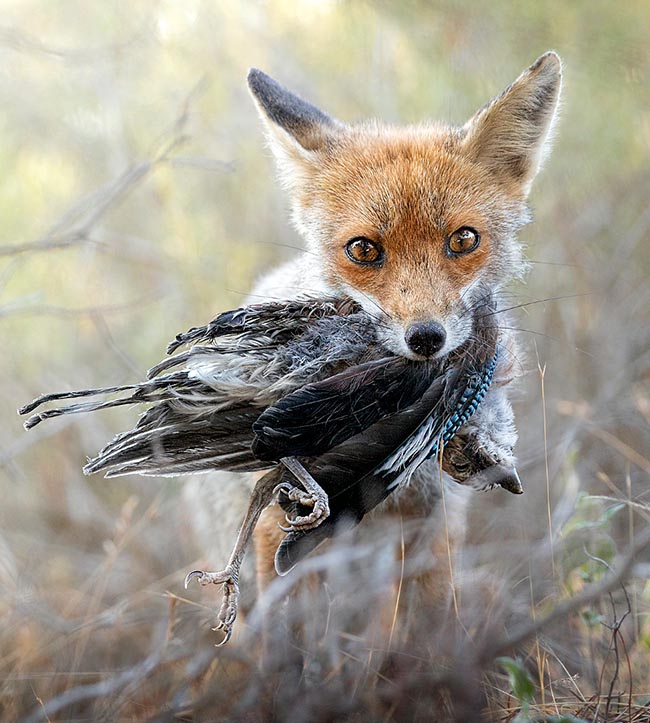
[1, 1, 649, 721]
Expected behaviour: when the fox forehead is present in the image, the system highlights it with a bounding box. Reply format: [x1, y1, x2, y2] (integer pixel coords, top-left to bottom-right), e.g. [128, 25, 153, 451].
[288, 126, 530, 320]
[297, 126, 527, 245]
[295, 124, 526, 280]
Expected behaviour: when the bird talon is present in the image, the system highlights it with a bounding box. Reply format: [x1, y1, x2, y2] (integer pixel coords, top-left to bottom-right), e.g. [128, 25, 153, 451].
[274, 478, 330, 532]
[184, 566, 240, 642]
[215, 627, 233, 646]
[184, 569, 207, 588]
[277, 497, 330, 533]
[273, 482, 293, 498]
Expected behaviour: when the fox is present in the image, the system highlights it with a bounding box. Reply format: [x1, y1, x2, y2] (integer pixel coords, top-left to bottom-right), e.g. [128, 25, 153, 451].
[183, 52, 562, 633]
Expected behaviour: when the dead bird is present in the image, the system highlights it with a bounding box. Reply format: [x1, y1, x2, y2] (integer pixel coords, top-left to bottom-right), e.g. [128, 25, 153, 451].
[19, 294, 520, 641]
[19, 295, 517, 491]
[180, 303, 518, 640]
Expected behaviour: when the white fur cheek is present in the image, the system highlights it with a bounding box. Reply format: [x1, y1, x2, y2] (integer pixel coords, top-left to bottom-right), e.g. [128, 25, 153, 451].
[380, 326, 419, 359]
[293, 200, 336, 256]
[248, 253, 332, 303]
[437, 313, 474, 357]
[328, 277, 488, 361]
[337, 282, 473, 361]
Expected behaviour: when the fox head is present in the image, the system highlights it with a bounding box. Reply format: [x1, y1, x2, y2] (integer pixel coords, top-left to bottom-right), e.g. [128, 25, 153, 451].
[247, 53, 561, 359]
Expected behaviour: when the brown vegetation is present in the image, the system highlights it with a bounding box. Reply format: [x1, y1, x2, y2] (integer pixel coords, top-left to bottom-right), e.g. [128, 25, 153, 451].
[1, 2, 649, 721]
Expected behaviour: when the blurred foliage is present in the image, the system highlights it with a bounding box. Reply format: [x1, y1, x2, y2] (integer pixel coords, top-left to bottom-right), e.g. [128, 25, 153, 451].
[497, 656, 535, 721]
[1, 1, 649, 721]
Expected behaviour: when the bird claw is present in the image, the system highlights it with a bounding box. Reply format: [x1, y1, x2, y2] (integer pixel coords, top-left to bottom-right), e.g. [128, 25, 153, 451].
[274, 482, 330, 532]
[184, 566, 239, 644]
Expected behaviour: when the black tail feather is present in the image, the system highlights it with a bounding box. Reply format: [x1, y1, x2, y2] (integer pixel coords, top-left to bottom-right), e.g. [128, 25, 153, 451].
[22, 391, 176, 430]
[19, 382, 148, 417]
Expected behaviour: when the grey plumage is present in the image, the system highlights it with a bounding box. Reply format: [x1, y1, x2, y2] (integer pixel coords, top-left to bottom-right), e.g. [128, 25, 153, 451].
[19, 295, 517, 492]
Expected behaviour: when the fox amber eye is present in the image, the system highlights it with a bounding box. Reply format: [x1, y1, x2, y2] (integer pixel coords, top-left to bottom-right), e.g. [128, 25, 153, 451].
[345, 237, 384, 265]
[447, 227, 480, 255]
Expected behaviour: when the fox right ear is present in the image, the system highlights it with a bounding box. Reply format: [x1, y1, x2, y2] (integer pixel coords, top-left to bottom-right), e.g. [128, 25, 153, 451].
[247, 69, 344, 182]
[462, 52, 562, 197]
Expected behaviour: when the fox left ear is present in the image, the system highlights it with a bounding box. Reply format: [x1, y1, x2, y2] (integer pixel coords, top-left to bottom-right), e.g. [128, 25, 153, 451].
[247, 69, 346, 188]
[462, 52, 562, 196]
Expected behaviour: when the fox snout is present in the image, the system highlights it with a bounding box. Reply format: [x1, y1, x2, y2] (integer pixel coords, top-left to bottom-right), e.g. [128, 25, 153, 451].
[404, 321, 447, 358]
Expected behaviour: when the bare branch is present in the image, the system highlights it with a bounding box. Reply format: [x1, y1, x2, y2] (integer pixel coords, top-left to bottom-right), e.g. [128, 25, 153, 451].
[0, 80, 208, 259]
[0, 24, 152, 63]
[0, 162, 152, 257]
[23, 644, 164, 723]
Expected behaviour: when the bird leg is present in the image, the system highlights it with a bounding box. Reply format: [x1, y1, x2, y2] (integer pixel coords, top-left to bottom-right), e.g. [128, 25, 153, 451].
[184, 457, 330, 642]
[184, 467, 282, 644]
[275, 456, 330, 532]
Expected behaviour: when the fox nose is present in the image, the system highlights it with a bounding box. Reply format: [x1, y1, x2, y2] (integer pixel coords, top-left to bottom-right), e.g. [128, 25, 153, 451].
[405, 321, 447, 357]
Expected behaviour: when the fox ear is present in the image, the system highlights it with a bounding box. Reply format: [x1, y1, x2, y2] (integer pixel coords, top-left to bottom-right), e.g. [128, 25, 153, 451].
[247, 69, 344, 182]
[462, 52, 562, 196]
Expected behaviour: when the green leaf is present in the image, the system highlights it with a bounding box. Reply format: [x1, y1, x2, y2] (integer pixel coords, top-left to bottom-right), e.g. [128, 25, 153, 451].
[497, 656, 535, 704]
[581, 608, 604, 627]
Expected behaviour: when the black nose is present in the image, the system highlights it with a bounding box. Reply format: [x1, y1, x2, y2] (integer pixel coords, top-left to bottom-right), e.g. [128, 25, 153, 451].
[405, 321, 447, 357]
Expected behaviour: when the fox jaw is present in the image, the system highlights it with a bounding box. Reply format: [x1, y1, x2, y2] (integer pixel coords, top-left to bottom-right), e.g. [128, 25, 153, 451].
[248, 53, 562, 360]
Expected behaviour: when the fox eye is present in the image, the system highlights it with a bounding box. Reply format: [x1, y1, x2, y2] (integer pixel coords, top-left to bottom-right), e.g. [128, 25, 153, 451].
[345, 237, 384, 265]
[447, 227, 480, 255]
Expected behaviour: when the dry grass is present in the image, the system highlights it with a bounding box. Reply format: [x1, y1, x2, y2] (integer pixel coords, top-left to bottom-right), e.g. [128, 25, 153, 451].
[1, 2, 649, 721]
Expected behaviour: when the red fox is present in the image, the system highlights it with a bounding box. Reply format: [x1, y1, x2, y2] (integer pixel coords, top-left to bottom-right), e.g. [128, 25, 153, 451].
[184, 52, 562, 627]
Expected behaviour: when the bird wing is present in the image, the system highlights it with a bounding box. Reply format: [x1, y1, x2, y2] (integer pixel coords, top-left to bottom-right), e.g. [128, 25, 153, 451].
[166, 297, 360, 353]
[251, 356, 440, 460]
[19, 296, 377, 478]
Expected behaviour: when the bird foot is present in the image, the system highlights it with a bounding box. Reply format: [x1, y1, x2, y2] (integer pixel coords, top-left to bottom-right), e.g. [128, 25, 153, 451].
[273, 481, 330, 532]
[184, 567, 239, 645]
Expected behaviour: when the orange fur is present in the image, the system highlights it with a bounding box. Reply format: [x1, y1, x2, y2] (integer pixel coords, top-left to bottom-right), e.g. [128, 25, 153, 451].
[255, 504, 286, 591]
